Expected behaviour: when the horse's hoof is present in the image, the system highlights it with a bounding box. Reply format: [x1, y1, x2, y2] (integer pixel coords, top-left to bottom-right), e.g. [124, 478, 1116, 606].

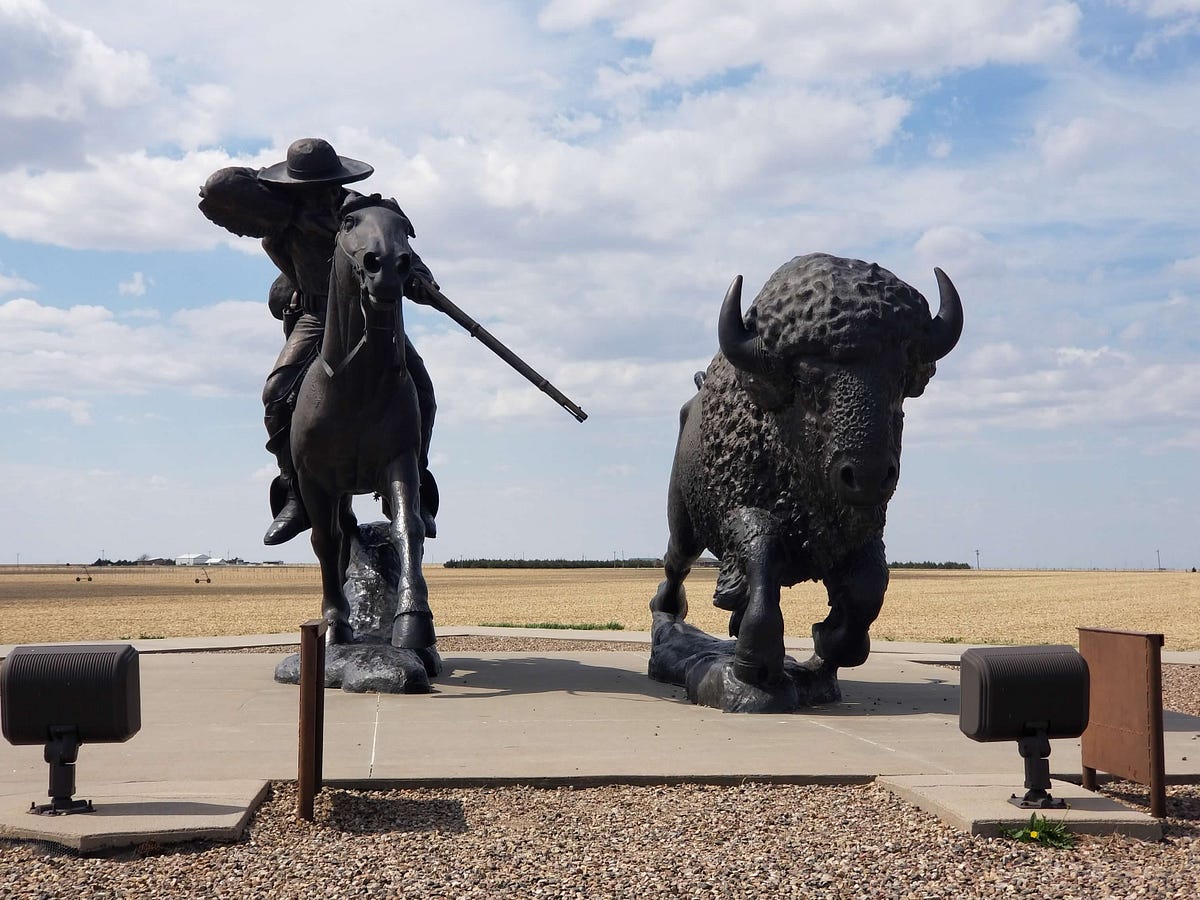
[326, 621, 355, 645]
[391, 611, 436, 650]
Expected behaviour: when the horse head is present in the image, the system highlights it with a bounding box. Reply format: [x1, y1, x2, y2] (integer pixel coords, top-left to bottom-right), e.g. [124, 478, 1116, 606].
[335, 194, 416, 307]
[323, 195, 417, 376]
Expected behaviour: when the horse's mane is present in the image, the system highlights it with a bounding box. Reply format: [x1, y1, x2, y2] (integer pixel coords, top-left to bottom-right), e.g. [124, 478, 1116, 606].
[339, 193, 415, 237]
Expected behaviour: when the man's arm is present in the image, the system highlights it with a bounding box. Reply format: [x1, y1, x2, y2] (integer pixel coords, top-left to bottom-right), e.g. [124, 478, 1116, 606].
[405, 255, 440, 305]
[198, 167, 295, 238]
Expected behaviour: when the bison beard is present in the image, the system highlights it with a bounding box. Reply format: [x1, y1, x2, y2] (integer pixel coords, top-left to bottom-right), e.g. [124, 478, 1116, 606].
[648, 253, 962, 713]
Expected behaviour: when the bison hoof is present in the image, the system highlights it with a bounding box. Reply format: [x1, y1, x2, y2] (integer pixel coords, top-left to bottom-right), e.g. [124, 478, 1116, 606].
[812, 623, 871, 668]
[692, 659, 799, 713]
[687, 656, 840, 713]
[649, 580, 688, 618]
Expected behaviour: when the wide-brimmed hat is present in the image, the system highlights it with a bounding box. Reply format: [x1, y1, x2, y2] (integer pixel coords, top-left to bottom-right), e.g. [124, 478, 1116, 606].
[258, 137, 373, 186]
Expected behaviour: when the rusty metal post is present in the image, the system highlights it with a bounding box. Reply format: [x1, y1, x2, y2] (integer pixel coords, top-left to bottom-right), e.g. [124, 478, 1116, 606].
[297, 619, 328, 821]
[1078, 627, 1167, 818]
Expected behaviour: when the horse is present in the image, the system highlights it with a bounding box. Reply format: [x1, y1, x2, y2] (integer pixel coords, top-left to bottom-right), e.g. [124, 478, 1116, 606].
[290, 194, 436, 662]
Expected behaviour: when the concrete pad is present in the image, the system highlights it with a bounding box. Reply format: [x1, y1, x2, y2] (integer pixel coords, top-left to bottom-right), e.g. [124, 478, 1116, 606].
[1, 643, 1197, 856]
[0, 779, 269, 852]
[877, 774, 1163, 840]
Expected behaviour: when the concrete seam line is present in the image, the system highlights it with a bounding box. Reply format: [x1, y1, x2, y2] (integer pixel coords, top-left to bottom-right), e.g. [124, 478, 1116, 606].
[368, 695, 381, 778]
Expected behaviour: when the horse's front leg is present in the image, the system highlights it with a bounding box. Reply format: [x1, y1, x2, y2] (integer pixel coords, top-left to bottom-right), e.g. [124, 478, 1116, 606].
[384, 452, 435, 650]
[301, 482, 354, 644]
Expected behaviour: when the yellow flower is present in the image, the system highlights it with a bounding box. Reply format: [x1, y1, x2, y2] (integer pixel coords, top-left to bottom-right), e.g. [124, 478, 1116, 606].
[1029, 831, 1039, 839]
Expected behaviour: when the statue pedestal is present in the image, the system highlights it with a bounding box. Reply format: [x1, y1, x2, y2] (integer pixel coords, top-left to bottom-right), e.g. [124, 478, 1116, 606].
[648, 612, 840, 713]
[274, 522, 441, 693]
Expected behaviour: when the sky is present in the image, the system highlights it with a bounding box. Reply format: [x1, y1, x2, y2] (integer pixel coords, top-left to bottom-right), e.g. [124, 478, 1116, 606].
[1, 0, 1199, 571]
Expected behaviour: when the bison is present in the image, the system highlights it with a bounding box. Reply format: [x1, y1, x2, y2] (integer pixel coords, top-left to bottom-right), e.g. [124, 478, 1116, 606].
[649, 253, 962, 712]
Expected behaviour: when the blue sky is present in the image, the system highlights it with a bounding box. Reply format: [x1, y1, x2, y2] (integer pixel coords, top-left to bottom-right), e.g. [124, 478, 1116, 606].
[2, 0, 1199, 569]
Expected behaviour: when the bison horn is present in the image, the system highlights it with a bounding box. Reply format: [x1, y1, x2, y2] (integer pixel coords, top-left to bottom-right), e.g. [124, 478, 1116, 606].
[921, 267, 963, 363]
[718, 275, 776, 376]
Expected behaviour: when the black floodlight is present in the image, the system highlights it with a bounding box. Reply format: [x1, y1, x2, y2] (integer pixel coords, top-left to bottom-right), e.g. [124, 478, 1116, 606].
[1, 644, 141, 815]
[960, 645, 1089, 809]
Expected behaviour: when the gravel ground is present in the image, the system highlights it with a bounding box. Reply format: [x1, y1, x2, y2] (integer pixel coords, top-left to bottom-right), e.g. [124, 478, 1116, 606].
[2, 780, 1199, 899]
[4, 640, 1199, 897]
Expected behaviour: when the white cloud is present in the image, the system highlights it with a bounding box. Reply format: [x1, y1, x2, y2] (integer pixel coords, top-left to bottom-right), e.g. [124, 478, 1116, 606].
[0, 0, 155, 121]
[914, 227, 1006, 280]
[0, 270, 34, 295]
[920, 342, 1200, 436]
[28, 395, 93, 425]
[0, 296, 275, 396]
[1170, 255, 1200, 277]
[541, 0, 1080, 84]
[117, 271, 149, 296]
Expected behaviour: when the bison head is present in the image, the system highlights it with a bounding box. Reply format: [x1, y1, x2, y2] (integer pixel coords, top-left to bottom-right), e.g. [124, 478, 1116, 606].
[716, 254, 961, 510]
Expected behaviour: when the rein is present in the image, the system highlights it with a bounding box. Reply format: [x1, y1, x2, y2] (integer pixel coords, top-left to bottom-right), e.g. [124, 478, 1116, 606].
[321, 207, 406, 379]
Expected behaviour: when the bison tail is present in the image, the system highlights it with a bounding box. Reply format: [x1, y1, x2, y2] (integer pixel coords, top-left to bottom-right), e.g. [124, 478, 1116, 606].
[693, 371, 706, 391]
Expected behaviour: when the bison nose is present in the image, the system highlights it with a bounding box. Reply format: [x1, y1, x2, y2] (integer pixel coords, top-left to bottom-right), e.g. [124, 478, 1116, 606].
[833, 457, 899, 508]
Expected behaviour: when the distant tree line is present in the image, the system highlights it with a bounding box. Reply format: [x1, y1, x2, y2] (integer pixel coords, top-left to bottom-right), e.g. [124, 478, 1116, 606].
[90, 557, 176, 567]
[444, 558, 665, 569]
[443, 558, 971, 570]
[888, 561, 972, 570]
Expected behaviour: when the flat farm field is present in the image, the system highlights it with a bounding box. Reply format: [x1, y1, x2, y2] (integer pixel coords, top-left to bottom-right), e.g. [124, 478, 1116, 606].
[1, 565, 1199, 649]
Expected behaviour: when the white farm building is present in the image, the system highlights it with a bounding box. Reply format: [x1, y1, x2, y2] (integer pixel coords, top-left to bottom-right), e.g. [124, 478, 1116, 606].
[175, 553, 212, 566]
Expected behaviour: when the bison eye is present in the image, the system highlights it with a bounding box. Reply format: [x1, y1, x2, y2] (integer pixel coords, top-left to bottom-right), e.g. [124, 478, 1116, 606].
[342, 216, 356, 232]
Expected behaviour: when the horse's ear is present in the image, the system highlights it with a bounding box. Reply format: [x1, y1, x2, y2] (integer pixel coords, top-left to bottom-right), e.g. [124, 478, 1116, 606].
[383, 196, 415, 237]
[340, 192, 381, 216]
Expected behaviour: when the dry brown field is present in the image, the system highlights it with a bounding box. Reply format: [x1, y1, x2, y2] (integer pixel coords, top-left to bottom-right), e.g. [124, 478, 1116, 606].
[1, 565, 1198, 649]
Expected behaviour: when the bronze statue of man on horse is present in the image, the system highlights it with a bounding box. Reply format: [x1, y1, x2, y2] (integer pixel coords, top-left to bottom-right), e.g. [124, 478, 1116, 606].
[199, 138, 441, 548]
[198, 138, 584, 675]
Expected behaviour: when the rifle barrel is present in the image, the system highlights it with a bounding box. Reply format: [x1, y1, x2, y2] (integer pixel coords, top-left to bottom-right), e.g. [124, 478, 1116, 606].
[426, 286, 588, 423]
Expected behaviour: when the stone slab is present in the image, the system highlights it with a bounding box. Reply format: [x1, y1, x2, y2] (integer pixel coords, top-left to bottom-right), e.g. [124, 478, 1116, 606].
[0, 779, 270, 852]
[877, 774, 1163, 840]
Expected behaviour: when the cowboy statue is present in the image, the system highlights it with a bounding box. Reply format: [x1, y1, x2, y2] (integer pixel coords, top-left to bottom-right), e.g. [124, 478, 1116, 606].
[198, 138, 440, 545]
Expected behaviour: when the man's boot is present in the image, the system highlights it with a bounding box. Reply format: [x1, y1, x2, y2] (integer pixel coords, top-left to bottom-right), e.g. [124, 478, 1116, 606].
[265, 466, 311, 545]
[263, 417, 311, 545]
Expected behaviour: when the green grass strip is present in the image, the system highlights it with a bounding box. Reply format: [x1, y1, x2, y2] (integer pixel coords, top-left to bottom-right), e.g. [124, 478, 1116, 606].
[478, 621, 625, 631]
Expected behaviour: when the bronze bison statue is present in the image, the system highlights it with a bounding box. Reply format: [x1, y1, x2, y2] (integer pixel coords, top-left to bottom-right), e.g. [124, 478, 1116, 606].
[649, 253, 963, 712]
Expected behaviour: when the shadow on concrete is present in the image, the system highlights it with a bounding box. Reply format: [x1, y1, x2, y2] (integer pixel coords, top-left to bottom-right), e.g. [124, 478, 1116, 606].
[434, 655, 676, 704]
[85, 801, 245, 818]
[1164, 710, 1200, 733]
[434, 654, 971, 717]
[815, 678, 962, 717]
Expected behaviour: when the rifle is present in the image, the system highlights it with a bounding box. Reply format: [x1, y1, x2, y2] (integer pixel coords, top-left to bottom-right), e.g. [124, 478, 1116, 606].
[420, 282, 588, 423]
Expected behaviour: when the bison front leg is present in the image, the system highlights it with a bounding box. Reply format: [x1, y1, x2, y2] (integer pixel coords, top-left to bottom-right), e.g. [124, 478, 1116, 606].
[684, 532, 798, 713]
[649, 396, 703, 619]
[385, 453, 436, 652]
[731, 534, 787, 686]
[812, 536, 888, 668]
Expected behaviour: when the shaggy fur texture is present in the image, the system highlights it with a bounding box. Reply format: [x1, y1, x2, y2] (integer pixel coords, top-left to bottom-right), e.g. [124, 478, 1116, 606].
[685, 254, 939, 589]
